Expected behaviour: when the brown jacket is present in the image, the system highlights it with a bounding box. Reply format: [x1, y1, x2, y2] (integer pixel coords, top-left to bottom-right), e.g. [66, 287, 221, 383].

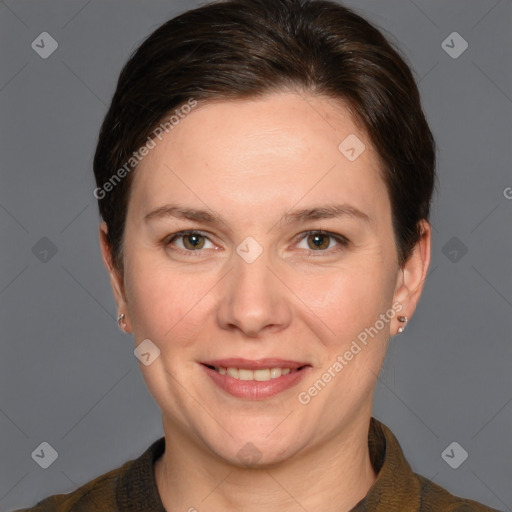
[13, 417, 502, 511]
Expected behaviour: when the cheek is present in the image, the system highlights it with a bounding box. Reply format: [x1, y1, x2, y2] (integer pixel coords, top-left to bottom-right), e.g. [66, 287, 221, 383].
[124, 250, 216, 348]
[293, 267, 396, 409]
[293, 260, 396, 346]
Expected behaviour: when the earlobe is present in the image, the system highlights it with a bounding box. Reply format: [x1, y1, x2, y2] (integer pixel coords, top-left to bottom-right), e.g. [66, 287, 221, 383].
[392, 221, 431, 335]
[117, 313, 129, 333]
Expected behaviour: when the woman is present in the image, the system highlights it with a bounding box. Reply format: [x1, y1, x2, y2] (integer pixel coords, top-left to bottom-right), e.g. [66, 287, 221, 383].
[15, 0, 502, 510]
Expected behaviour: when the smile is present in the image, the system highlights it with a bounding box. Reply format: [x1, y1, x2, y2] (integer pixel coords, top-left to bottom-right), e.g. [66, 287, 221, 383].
[200, 359, 311, 400]
[203, 364, 306, 381]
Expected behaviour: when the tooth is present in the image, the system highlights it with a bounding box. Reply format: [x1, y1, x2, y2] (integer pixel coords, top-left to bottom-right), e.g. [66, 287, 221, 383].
[254, 369, 271, 381]
[227, 367, 239, 379]
[238, 368, 254, 380]
[219, 366, 300, 379]
[270, 368, 282, 379]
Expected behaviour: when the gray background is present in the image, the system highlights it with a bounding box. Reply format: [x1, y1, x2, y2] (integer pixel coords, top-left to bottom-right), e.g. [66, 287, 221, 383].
[1, 0, 511, 510]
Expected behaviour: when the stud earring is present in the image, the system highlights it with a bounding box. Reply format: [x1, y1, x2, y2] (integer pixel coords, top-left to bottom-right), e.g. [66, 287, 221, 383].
[117, 313, 127, 332]
[397, 315, 408, 334]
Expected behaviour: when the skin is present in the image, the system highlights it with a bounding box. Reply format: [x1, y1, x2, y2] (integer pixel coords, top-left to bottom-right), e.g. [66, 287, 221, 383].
[99, 92, 430, 512]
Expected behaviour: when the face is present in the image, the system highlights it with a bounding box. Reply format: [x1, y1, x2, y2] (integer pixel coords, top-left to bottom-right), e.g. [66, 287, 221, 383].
[101, 92, 429, 466]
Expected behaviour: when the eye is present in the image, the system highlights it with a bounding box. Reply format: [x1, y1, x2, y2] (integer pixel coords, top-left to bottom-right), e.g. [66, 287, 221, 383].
[166, 230, 216, 252]
[295, 230, 349, 254]
[165, 229, 348, 256]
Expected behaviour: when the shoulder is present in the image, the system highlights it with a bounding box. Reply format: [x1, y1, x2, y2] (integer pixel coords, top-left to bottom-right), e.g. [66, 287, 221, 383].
[11, 437, 166, 512]
[366, 417, 503, 512]
[11, 466, 121, 512]
[415, 473, 503, 512]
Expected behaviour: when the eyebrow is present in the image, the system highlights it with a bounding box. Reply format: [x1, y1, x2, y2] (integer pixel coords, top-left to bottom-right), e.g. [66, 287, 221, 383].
[143, 202, 371, 227]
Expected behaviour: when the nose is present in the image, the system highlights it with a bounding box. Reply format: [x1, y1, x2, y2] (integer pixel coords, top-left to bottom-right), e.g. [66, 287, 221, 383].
[216, 248, 292, 338]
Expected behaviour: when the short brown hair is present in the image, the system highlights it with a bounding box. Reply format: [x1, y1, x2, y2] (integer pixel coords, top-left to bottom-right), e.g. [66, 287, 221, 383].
[93, 0, 436, 271]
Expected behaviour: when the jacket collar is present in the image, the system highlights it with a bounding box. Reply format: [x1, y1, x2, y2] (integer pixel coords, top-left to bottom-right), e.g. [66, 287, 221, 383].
[349, 417, 421, 511]
[116, 416, 421, 512]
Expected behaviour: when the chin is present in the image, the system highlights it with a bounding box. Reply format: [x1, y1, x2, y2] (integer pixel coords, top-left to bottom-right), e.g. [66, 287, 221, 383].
[204, 427, 307, 468]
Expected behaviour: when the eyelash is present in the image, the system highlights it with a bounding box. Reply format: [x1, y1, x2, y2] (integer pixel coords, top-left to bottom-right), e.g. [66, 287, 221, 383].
[165, 230, 349, 257]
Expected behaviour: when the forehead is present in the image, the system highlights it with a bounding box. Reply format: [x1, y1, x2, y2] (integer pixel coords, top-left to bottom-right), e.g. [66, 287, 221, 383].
[128, 92, 389, 227]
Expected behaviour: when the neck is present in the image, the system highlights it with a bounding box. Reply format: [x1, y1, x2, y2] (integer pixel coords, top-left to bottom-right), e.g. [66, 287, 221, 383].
[155, 413, 377, 512]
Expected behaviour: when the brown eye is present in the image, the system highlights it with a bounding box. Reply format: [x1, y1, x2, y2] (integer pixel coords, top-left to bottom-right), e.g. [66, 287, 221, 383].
[181, 233, 206, 250]
[296, 231, 349, 254]
[307, 233, 331, 250]
[167, 231, 214, 252]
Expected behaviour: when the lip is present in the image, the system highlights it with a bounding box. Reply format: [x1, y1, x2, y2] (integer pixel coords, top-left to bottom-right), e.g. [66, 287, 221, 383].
[200, 359, 312, 400]
[201, 358, 308, 370]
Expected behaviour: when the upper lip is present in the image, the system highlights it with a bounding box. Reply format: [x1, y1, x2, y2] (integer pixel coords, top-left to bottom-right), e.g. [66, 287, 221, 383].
[201, 358, 310, 370]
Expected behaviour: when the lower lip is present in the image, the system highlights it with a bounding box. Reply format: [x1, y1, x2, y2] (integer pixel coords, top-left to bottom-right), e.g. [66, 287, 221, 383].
[201, 364, 310, 400]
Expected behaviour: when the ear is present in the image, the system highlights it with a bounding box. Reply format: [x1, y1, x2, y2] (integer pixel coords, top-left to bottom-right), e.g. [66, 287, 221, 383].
[99, 222, 131, 333]
[392, 220, 431, 334]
